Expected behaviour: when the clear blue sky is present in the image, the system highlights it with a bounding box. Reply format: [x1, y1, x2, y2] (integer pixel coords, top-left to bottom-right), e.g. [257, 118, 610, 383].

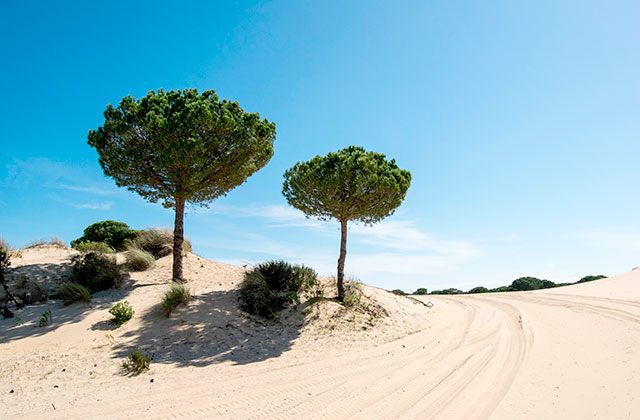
[1, 0, 639, 291]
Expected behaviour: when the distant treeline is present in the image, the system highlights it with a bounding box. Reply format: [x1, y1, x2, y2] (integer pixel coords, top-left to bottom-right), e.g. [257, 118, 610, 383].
[390, 275, 607, 296]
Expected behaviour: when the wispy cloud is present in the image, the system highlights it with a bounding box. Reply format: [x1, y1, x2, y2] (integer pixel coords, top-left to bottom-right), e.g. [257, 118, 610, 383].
[57, 183, 118, 196]
[73, 201, 113, 210]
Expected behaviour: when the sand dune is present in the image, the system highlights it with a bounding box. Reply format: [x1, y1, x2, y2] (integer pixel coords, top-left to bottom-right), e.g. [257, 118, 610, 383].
[1, 247, 638, 419]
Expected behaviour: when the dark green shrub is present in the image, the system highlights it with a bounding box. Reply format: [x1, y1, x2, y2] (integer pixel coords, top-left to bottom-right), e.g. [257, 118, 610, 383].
[126, 228, 192, 259]
[413, 288, 428, 295]
[239, 271, 280, 318]
[510, 277, 551, 291]
[390, 289, 407, 296]
[122, 349, 151, 375]
[71, 220, 138, 251]
[577, 275, 607, 283]
[540, 279, 556, 289]
[161, 283, 190, 316]
[57, 282, 91, 305]
[73, 241, 114, 253]
[467, 286, 489, 294]
[430, 288, 464, 295]
[69, 252, 122, 293]
[109, 301, 134, 326]
[124, 249, 155, 271]
[490, 286, 513, 292]
[239, 261, 319, 317]
[38, 309, 52, 327]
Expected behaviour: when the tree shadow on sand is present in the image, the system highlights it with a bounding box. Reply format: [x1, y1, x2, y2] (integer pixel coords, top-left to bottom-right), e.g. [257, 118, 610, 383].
[113, 288, 305, 367]
[0, 270, 135, 343]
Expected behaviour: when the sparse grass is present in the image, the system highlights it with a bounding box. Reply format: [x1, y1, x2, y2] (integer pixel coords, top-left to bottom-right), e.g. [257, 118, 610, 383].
[25, 237, 67, 249]
[109, 301, 134, 326]
[73, 241, 114, 253]
[124, 248, 155, 271]
[69, 252, 122, 293]
[57, 282, 91, 305]
[343, 280, 363, 308]
[121, 349, 151, 375]
[126, 228, 192, 259]
[161, 283, 190, 316]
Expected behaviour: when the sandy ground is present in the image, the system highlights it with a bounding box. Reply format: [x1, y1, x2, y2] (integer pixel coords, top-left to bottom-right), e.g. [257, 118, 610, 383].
[1, 246, 638, 419]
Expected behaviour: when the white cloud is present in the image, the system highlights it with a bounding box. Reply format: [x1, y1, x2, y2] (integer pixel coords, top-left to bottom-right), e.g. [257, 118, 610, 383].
[57, 183, 118, 196]
[74, 201, 113, 210]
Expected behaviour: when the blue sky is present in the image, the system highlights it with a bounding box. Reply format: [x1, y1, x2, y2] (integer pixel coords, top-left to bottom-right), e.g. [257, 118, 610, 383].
[1, 0, 639, 291]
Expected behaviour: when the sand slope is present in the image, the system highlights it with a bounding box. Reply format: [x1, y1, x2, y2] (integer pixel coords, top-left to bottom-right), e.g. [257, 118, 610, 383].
[1, 248, 639, 419]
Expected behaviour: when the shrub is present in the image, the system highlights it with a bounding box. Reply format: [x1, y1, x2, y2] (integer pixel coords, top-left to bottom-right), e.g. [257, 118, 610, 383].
[73, 241, 114, 253]
[126, 228, 192, 259]
[13, 276, 48, 305]
[69, 252, 122, 293]
[109, 301, 134, 326]
[540, 279, 556, 289]
[121, 349, 151, 375]
[239, 261, 319, 317]
[239, 271, 280, 318]
[161, 283, 190, 316]
[413, 288, 428, 295]
[57, 282, 91, 305]
[467, 286, 489, 294]
[25, 238, 67, 248]
[430, 288, 464, 295]
[510, 277, 553, 291]
[390, 289, 407, 296]
[124, 249, 155, 271]
[71, 220, 138, 251]
[490, 286, 513, 293]
[577, 275, 607, 283]
[38, 309, 52, 327]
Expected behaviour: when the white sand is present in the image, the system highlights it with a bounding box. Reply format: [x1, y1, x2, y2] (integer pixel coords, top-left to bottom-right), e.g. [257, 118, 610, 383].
[1, 246, 638, 419]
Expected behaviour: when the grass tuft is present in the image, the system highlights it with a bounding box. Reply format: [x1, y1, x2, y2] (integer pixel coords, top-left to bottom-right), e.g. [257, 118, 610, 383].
[124, 248, 155, 271]
[57, 282, 91, 305]
[121, 349, 151, 375]
[161, 283, 190, 316]
[126, 228, 192, 259]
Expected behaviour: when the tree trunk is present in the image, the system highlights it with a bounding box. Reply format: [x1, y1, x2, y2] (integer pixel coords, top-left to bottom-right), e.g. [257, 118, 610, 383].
[337, 218, 348, 302]
[172, 197, 185, 282]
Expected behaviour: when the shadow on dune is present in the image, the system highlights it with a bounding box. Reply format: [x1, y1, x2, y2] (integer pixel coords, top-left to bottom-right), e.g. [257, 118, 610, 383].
[0, 272, 135, 343]
[113, 288, 304, 367]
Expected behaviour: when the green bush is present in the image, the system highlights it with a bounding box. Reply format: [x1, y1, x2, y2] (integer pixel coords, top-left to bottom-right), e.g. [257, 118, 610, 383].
[73, 241, 114, 253]
[390, 289, 407, 296]
[490, 286, 513, 292]
[57, 282, 91, 305]
[38, 309, 52, 327]
[343, 280, 363, 308]
[430, 288, 464, 295]
[239, 261, 319, 317]
[71, 220, 138, 251]
[126, 228, 192, 259]
[161, 283, 190, 316]
[109, 301, 134, 326]
[413, 288, 428, 295]
[467, 286, 489, 294]
[577, 275, 607, 283]
[69, 252, 122, 293]
[239, 271, 280, 318]
[122, 349, 151, 375]
[124, 249, 155, 271]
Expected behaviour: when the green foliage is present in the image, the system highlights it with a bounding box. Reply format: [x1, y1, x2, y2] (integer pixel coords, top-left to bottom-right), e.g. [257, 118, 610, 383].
[38, 309, 52, 327]
[69, 252, 122, 293]
[510, 277, 556, 291]
[161, 283, 191, 316]
[109, 301, 134, 326]
[413, 288, 429, 295]
[430, 288, 464, 295]
[124, 248, 155, 271]
[490, 286, 514, 293]
[73, 241, 115, 254]
[57, 282, 92, 305]
[283, 146, 411, 224]
[390, 289, 407, 296]
[467, 286, 489, 294]
[239, 261, 319, 318]
[577, 275, 607, 283]
[71, 221, 137, 251]
[126, 229, 191, 259]
[121, 349, 151, 375]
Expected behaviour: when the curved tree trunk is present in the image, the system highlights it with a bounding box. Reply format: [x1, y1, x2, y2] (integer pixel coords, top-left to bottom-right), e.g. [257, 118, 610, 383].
[337, 218, 348, 302]
[172, 197, 185, 282]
